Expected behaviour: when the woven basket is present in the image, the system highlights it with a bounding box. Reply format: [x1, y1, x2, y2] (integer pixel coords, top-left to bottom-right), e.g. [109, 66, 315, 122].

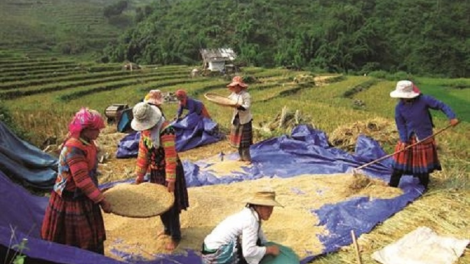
[103, 182, 174, 218]
[204, 93, 236, 107]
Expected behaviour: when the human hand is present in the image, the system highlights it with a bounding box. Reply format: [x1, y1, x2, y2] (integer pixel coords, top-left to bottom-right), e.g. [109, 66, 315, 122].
[398, 141, 408, 151]
[266, 245, 280, 256]
[100, 199, 112, 213]
[450, 118, 459, 127]
[167, 181, 175, 193]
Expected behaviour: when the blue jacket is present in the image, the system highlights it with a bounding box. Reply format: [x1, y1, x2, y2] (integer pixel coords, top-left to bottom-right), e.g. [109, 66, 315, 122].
[394, 94, 456, 142]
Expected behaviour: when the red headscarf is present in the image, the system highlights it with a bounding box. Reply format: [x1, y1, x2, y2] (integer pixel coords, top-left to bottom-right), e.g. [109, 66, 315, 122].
[175, 89, 187, 105]
[412, 84, 421, 94]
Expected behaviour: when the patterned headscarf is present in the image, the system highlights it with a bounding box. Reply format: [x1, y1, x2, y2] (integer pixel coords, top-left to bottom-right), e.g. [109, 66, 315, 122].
[68, 107, 105, 137]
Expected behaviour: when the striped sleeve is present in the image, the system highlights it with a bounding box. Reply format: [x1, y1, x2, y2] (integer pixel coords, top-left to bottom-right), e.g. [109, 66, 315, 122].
[161, 127, 178, 182]
[135, 133, 151, 181]
[67, 148, 103, 203]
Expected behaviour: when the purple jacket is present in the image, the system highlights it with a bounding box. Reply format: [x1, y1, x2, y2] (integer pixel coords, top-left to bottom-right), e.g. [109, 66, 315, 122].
[177, 97, 203, 118]
[394, 94, 456, 142]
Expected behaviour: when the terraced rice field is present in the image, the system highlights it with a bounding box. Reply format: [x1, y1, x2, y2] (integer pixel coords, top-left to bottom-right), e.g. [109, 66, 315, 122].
[0, 53, 325, 146]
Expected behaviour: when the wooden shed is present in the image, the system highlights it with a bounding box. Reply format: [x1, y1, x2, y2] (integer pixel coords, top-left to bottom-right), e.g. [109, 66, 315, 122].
[200, 48, 237, 72]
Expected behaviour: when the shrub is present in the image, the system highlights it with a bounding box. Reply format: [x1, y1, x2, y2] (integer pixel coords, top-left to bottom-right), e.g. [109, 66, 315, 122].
[368, 70, 388, 79]
[390, 71, 413, 81]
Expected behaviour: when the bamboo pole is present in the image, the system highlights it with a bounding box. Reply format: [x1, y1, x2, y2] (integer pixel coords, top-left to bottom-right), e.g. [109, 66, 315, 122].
[351, 230, 363, 264]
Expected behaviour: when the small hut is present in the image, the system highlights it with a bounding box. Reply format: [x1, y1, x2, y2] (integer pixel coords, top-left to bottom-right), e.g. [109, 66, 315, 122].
[200, 48, 237, 73]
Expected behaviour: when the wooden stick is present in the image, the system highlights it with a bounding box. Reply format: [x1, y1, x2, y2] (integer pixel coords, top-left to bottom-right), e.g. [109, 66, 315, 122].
[351, 230, 363, 264]
[355, 124, 453, 171]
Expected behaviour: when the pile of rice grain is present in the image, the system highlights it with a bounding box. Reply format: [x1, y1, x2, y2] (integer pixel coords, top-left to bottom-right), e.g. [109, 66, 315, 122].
[104, 182, 174, 218]
[200, 159, 252, 176]
[104, 174, 403, 261]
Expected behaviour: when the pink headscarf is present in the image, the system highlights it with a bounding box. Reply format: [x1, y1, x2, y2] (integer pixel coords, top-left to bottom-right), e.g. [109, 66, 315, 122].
[68, 108, 105, 137]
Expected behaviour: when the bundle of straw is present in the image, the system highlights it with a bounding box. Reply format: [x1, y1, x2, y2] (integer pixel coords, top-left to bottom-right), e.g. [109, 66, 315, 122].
[329, 117, 398, 151]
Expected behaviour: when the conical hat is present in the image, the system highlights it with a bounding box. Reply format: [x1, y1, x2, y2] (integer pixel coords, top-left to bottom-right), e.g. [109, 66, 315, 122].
[245, 191, 283, 207]
[103, 182, 174, 218]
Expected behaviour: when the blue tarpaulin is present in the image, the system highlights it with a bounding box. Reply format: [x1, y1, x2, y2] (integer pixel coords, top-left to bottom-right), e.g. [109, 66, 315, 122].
[116, 113, 222, 158]
[0, 121, 57, 190]
[0, 124, 423, 264]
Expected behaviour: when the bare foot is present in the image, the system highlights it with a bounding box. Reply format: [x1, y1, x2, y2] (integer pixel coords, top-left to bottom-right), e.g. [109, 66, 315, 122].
[244, 160, 252, 165]
[157, 230, 170, 238]
[165, 239, 180, 251]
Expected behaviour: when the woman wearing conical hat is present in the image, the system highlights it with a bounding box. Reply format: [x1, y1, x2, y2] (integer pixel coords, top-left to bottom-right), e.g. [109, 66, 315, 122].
[227, 76, 253, 165]
[201, 190, 283, 264]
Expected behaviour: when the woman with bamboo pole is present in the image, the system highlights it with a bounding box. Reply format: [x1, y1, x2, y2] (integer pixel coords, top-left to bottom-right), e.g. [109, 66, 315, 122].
[388, 80, 459, 190]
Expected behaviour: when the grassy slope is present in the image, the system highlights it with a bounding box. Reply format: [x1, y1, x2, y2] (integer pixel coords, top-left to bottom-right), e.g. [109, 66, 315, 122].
[0, 0, 153, 59]
[1, 53, 469, 263]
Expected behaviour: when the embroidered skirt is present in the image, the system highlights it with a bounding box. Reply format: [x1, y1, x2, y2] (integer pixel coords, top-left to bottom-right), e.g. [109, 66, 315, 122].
[392, 136, 441, 175]
[201, 240, 238, 264]
[41, 191, 106, 254]
[149, 160, 189, 213]
[230, 118, 253, 149]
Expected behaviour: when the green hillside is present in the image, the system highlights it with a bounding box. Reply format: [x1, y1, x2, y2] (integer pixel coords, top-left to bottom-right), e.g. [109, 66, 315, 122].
[103, 0, 470, 77]
[1, 0, 469, 77]
[0, 0, 152, 58]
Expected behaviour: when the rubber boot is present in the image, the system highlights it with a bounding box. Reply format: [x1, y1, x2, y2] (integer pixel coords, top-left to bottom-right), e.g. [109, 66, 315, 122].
[388, 170, 402, 187]
[418, 173, 430, 190]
